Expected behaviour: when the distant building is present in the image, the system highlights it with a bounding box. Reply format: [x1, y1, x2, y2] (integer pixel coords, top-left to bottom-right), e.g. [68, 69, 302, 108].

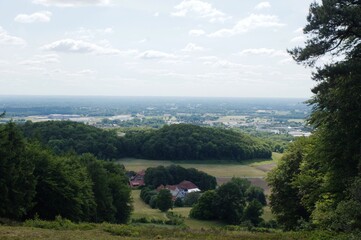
[156, 180, 201, 201]
[129, 170, 145, 187]
[288, 131, 312, 137]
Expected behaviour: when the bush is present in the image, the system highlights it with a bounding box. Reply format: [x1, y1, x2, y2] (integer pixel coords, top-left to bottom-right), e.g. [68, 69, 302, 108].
[102, 224, 139, 237]
[174, 198, 184, 207]
[24, 215, 95, 230]
[165, 212, 185, 226]
[184, 192, 201, 207]
[157, 189, 173, 212]
[149, 195, 158, 209]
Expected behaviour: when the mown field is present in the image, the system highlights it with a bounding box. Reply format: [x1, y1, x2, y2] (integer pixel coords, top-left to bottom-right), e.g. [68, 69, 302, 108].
[120, 153, 281, 178]
[120, 152, 282, 195]
[126, 152, 282, 228]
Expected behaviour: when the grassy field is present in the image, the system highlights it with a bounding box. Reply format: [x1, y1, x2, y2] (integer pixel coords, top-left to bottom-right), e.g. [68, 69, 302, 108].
[120, 152, 281, 196]
[120, 152, 281, 179]
[131, 189, 226, 229]
[127, 153, 281, 229]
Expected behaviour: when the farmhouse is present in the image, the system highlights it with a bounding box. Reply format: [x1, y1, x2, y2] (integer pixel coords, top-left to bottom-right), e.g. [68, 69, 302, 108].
[129, 170, 145, 187]
[156, 180, 201, 200]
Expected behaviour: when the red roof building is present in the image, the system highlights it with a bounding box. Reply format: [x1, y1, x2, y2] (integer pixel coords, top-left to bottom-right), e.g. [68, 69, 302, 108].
[129, 170, 145, 187]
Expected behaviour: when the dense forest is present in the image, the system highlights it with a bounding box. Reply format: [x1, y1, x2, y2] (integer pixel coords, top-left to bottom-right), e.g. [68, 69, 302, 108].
[143, 165, 217, 191]
[268, 0, 361, 232]
[0, 122, 132, 223]
[123, 124, 271, 160]
[21, 121, 122, 159]
[20, 121, 272, 161]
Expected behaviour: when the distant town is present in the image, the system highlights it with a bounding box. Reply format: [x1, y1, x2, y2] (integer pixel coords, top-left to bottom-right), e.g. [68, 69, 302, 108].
[0, 96, 312, 138]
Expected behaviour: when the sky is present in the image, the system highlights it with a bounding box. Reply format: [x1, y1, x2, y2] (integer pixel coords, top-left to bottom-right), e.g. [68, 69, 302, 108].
[0, 0, 317, 98]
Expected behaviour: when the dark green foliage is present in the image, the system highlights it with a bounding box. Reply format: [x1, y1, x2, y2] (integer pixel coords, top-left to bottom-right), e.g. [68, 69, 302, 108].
[189, 190, 217, 220]
[0, 122, 36, 220]
[214, 180, 247, 225]
[27, 148, 96, 222]
[174, 198, 184, 207]
[103, 162, 132, 223]
[80, 154, 132, 223]
[81, 155, 116, 222]
[183, 192, 201, 207]
[0, 122, 132, 224]
[157, 189, 173, 212]
[289, 0, 361, 66]
[246, 186, 267, 206]
[190, 178, 266, 225]
[165, 212, 185, 225]
[243, 200, 264, 226]
[20, 121, 271, 162]
[140, 187, 158, 205]
[268, 0, 361, 232]
[144, 165, 216, 191]
[267, 138, 313, 230]
[149, 195, 158, 209]
[21, 121, 122, 159]
[123, 124, 272, 161]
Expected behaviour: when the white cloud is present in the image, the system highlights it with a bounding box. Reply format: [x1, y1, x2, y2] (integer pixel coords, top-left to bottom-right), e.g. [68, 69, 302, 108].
[189, 29, 205, 37]
[201, 56, 256, 70]
[138, 50, 178, 60]
[208, 14, 285, 38]
[290, 35, 305, 43]
[138, 38, 147, 44]
[182, 43, 204, 52]
[278, 57, 293, 64]
[238, 48, 288, 57]
[19, 54, 60, 66]
[0, 26, 26, 46]
[172, 0, 230, 22]
[294, 27, 303, 34]
[33, 0, 110, 7]
[255, 2, 271, 10]
[199, 56, 218, 61]
[67, 69, 97, 77]
[15, 11, 52, 23]
[65, 27, 113, 41]
[41, 39, 121, 55]
[154, 12, 160, 17]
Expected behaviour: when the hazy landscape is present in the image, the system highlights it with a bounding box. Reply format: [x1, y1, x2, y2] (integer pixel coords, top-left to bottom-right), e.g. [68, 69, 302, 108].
[1, 0, 361, 239]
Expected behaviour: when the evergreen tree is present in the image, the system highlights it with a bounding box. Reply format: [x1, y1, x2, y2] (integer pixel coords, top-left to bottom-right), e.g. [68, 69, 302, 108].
[0, 122, 36, 220]
[269, 0, 361, 231]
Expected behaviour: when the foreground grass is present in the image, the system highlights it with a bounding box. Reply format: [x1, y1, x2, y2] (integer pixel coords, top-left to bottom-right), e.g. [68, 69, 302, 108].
[0, 223, 356, 240]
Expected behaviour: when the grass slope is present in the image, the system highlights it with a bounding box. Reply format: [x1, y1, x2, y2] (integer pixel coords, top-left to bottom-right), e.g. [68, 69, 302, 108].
[0, 224, 352, 240]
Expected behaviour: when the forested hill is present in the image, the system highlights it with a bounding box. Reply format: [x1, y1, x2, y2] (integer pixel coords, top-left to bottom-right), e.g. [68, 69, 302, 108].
[123, 124, 272, 160]
[20, 121, 272, 161]
[21, 121, 122, 159]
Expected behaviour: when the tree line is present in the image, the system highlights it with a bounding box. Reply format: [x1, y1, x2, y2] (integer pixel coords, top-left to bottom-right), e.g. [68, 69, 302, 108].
[0, 122, 132, 223]
[143, 165, 217, 191]
[268, 0, 361, 232]
[20, 121, 272, 161]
